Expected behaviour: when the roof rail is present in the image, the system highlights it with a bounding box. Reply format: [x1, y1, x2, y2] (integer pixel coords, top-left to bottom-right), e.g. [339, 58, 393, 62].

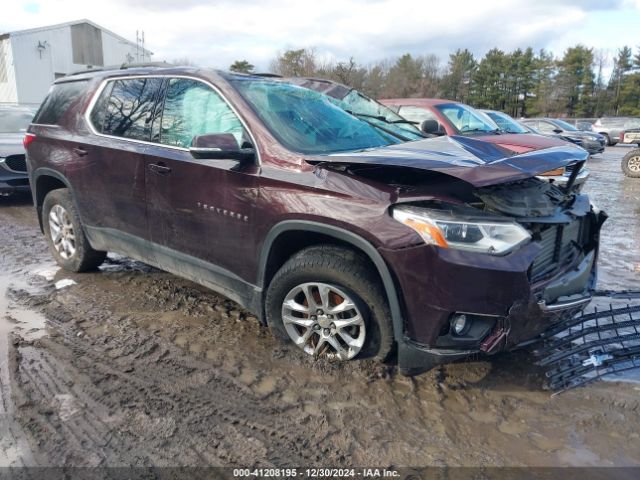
[119, 61, 175, 70]
[64, 61, 176, 78]
[252, 72, 283, 78]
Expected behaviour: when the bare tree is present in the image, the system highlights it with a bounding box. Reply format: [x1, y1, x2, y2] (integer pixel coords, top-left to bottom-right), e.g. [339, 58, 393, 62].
[270, 48, 317, 76]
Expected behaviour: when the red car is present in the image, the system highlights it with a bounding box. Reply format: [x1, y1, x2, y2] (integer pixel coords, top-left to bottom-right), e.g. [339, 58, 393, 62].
[379, 98, 569, 154]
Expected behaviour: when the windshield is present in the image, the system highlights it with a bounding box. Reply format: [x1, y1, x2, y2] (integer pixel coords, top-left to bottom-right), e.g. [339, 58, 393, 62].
[0, 109, 34, 133]
[435, 103, 499, 135]
[484, 111, 528, 134]
[554, 119, 578, 131]
[231, 79, 400, 155]
[339, 90, 424, 141]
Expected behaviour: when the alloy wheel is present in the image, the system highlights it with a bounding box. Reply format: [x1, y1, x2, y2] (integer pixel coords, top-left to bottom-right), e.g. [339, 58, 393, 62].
[627, 155, 640, 173]
[281, 282, 366, 360]
[48, 204, 76, 259]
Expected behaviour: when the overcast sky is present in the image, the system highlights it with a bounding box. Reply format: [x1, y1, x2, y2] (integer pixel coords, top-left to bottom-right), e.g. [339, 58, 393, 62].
[2, 0, 640, 72]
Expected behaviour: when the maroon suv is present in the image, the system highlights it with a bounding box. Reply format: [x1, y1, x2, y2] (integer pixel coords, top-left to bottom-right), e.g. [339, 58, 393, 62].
[25, 66, 605, 373]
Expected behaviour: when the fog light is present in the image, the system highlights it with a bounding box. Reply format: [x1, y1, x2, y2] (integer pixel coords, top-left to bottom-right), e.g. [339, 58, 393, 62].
[451, 314, 468, 335]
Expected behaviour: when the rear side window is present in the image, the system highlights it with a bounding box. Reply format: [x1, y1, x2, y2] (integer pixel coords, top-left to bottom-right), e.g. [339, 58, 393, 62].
[93, 78, 162, 140]
[33, 81, 88, 125]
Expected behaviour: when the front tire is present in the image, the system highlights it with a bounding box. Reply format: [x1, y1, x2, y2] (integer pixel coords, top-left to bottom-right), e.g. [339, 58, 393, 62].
[622, 150, 640, 178]
[265, 245, 394, 362]
[43, 189, 106, 272]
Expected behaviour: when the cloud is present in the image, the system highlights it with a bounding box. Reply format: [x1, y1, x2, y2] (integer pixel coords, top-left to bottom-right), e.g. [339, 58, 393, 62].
[1, 0, 639, 71]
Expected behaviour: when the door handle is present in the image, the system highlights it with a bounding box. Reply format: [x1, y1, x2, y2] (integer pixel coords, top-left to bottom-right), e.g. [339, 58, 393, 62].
[148, 162, 172, 175]
[73, 147, 88, 157]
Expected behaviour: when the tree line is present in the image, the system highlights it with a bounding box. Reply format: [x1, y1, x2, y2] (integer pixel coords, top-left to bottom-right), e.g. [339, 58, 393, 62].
[229, 45, 640, 118]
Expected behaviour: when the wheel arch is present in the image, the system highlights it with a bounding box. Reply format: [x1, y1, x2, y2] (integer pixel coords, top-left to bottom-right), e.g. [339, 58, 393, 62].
[32, 168, 74, 232]
[258, 220, 405, 341]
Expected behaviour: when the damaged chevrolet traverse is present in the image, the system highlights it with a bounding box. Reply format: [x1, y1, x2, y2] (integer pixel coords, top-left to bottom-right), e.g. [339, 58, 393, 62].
[25, 66, 606, 373]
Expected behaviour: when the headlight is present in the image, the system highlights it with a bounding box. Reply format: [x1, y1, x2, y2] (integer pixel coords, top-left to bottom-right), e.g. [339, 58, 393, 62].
[392, 206, 531, 255]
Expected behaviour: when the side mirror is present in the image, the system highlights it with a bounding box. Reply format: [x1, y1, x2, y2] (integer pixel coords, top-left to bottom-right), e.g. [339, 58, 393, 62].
[189, 133, 255, 162]
[421, 119, 445, 136]
[552, 128, 563, 134]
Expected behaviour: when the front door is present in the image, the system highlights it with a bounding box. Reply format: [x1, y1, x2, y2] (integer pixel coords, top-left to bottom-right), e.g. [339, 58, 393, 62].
[145, 77, 260, 291]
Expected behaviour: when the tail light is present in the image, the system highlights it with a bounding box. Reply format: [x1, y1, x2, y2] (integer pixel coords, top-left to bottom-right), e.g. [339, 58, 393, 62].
[620, 132, 624, 142]
[23, 133, 36, 149]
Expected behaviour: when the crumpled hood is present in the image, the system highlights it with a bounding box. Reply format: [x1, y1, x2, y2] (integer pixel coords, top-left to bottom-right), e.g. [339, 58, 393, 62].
[471, 133, 570, 153]
[316, 135, 589, 187]
[0, 133, 25, 158]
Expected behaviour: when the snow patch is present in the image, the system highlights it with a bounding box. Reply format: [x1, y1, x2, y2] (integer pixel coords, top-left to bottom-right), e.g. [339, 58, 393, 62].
[55, 279, 77, 290]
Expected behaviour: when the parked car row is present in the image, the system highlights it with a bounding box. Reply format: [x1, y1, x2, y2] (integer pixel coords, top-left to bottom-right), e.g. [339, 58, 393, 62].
[519, 118, 606, 155]
[21, 65, 606, 374]
[378, 98, 598, 186]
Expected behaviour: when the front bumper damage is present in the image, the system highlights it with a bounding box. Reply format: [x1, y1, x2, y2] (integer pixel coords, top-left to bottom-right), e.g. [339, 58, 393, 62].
[395, 250, 600, 375]
[389, 203, 607, 375]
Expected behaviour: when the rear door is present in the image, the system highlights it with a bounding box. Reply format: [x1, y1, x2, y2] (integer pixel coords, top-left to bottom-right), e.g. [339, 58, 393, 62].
[72, 77, 163, 253]
[144, 77, 260, 282]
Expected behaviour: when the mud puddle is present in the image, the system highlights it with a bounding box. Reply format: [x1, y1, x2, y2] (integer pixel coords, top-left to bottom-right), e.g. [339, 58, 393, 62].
[0, 152, 640, 468]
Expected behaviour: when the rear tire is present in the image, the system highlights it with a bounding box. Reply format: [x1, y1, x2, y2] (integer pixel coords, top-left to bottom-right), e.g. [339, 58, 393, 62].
[602, 133, 612, 146]
[43, 189, 106, 272]
[265, 245, 394, 362]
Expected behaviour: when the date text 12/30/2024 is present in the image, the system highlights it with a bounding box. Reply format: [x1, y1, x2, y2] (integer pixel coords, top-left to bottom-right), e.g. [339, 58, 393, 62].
[233, 468, 401, 478]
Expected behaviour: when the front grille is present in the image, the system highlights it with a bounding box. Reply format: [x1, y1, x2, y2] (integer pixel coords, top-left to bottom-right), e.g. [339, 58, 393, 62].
[4, 154, 27, 172]
[530, 220, 582, 282]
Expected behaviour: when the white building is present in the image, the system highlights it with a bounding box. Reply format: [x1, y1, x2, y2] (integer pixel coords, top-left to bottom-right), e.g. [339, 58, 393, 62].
[0, 19, 153, 105]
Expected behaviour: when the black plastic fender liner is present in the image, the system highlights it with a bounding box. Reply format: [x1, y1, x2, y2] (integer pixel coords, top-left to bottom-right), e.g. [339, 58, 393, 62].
[532, 291, 640, 393]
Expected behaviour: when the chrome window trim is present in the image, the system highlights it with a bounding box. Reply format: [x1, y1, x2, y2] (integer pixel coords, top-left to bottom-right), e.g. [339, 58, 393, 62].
[83, 74, 262, 164]
[30, 123, 62, 128]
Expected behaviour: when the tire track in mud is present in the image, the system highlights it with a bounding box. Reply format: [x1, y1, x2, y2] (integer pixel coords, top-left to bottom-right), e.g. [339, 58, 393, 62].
[0, 217, 334, 468]
[0, 203, 46, 468]
[12, 292, 329, 466]
[0, 203, 328, 466]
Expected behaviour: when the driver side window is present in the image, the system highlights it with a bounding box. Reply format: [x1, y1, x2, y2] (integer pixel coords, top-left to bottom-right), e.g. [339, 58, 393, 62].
[160, 78, 244, 148]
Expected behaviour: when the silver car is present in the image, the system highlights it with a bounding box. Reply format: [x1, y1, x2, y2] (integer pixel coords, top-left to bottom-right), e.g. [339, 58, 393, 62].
[592, 117, 640, 146]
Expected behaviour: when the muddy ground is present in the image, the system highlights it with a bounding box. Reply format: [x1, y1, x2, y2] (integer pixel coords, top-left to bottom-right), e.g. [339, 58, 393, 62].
[1, 146, 640, 469]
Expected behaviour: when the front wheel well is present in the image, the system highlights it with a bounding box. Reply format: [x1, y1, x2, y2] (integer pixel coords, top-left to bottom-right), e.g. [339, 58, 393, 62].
[262, 230, 365, 289]
[258, 224, 406, 339]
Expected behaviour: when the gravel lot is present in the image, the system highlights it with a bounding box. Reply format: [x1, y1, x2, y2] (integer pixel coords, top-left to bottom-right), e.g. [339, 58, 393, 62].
[1, 146, 639, 468]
